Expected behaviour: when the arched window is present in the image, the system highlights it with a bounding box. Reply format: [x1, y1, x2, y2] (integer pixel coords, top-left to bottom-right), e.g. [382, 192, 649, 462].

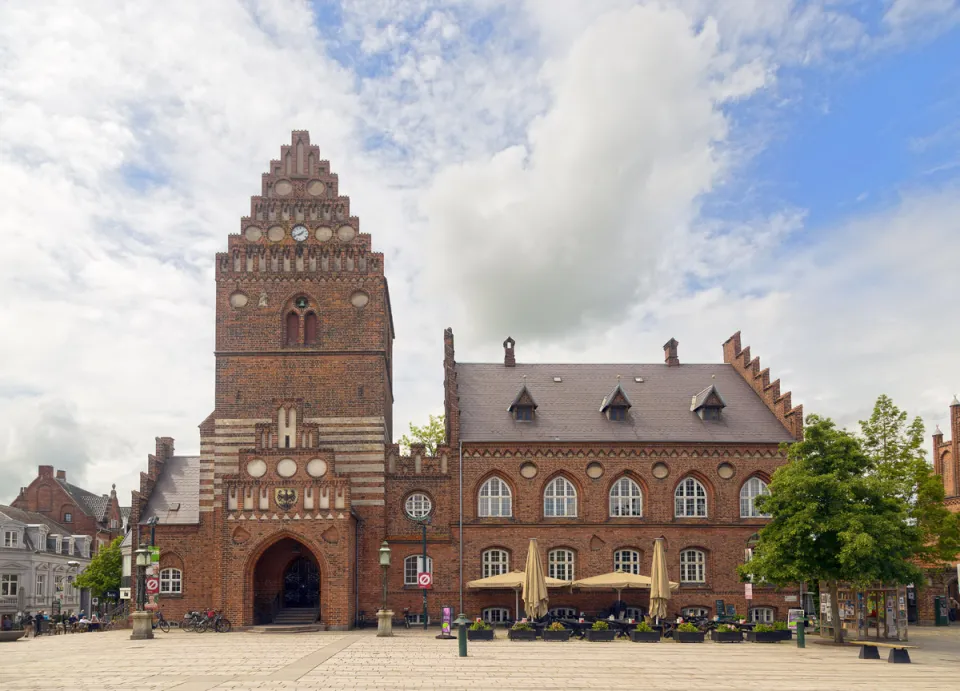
[679, 549, 706, 583]
[285, 312, 299, 345]
[303, 312, 318, 345]
[548, 548, 575, 581]
[675, 477, 707, 517]
[749, 607, 774, 624]
[481, 549, 510, 578]
[549, 607, 577, 618]
[613, 549, 641, 575]
[740, 477, 771, 518]
[159, 568, 182, 594]
[404, 555, 433, 585]
[544, 477, 577, 517]
[681, 606, 709, 618]
[478, 477, 512, 517]
[609, 477, 643, 517]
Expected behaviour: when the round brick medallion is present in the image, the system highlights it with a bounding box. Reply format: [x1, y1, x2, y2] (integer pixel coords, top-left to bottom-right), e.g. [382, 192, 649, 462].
[350, 291, 369, 308]
[717, 462, 735, 479]
[244, 226, 262, 241]
[229, 291, 248, 308]
[586, 462, 604, 479]
[267, 225, 285, 242]
[246, 459, 266, 478]
[651, 462, 669, 479]
[274, 180, 293, 196]
[277, 458, 297, 478]
[519, 462, 538, 479]
[337, 224, 356, 242]
[315, 226, 333, 241]
[306, 458, 328, 478]
[307, 180, 325, 196]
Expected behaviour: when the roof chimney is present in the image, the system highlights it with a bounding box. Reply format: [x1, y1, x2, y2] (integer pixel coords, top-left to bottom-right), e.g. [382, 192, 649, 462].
[663, 338, 679, 366]
[503, 337, 516, 367]
[39, 465, 54, 479]
[56, 470, 66, 481]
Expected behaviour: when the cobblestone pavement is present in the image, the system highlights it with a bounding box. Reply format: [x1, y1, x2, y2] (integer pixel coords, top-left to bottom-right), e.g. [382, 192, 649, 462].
[1, 627, 958, 690]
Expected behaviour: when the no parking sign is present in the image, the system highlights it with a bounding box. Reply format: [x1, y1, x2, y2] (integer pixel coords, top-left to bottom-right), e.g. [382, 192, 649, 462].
[417, 572, 432, 589]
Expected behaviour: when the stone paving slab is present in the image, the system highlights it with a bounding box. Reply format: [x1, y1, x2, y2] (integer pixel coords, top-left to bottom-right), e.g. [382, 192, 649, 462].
[0, 627, 957, 690]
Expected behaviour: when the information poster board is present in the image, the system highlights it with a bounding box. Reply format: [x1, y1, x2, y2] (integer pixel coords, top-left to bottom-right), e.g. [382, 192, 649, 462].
[441, 606, 452, 636]
[787, 608, 805, 631]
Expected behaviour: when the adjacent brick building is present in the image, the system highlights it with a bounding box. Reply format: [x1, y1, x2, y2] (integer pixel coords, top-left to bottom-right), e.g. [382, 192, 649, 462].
[132, 131, 807, 629]
[926, 397, 960, 623]
[12, 467, 125, 553]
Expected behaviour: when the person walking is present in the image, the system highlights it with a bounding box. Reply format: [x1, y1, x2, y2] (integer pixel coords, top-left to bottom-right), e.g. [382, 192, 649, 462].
[949, 596, 959, 623]
[34, 611, 44, 637]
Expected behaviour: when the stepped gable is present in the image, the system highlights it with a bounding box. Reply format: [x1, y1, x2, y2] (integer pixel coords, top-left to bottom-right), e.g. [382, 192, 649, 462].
[722, 331, 803, 441]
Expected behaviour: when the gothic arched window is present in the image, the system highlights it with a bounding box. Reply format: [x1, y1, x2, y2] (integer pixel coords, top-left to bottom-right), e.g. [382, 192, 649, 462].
[285, 312, 299, 345]
[304, 312, 318, 345]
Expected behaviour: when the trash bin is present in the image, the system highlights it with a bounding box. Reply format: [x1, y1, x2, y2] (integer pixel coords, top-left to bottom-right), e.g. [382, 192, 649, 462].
[933, 596, 949, 626]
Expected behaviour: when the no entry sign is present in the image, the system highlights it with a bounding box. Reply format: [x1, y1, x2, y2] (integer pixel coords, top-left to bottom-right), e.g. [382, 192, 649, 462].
[417, 572, 432, 589]
[146, 577, 159, 594]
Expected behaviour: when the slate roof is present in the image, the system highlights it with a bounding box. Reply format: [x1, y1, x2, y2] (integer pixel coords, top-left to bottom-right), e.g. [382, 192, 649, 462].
[456, 363, 795, 444]
[0, 505, 74, 547]
[140, 456, 201, 525]
[690, 384, 726, 411]
[57, 480, 109, 521]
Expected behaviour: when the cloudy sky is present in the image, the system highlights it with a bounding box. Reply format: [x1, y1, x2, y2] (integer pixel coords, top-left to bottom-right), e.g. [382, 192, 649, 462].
[1, 0, 959, 504]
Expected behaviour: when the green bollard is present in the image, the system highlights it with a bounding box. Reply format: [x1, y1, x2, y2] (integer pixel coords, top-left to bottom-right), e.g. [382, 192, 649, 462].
[796, 620, 805, 648]
[455, 613, 469, 657]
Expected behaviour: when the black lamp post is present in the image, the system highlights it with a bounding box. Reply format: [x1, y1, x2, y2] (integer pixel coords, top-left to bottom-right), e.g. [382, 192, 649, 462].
[379, 540, 391, 611]
[134, 544, 149, 612]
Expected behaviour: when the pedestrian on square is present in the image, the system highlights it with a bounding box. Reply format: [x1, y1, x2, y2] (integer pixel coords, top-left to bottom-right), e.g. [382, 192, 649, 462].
[34, 611, 43, 637]
[949, 596, 959, 622]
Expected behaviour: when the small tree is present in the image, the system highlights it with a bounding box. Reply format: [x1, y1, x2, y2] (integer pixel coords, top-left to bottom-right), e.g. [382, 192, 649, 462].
[399, 414, 445, 455]
[74, 536, 123, 600]
[859, 395, 960, 566]
[739, 415, 923, 644]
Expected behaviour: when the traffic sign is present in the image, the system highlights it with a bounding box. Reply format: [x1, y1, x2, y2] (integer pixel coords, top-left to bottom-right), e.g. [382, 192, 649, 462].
[744, 583, 753, 600]
[146, 577, 159, 594]
[417, 572, 432, 589]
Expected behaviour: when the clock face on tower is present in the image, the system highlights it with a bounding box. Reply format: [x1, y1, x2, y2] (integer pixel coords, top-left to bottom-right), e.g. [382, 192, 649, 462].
[291, 224, 309, 242]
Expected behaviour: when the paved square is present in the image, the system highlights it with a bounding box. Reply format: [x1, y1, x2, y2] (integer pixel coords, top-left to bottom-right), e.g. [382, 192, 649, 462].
[1, 627, 958, 690]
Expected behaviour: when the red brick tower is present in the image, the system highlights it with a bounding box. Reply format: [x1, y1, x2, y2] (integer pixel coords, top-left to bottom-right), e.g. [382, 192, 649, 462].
[199, 131, 393, 628]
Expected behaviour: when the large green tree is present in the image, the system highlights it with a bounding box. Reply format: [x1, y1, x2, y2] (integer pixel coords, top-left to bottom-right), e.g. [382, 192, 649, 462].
[739, 415, 924, 643]
[399, 414, 445, 456]
[859, 395, 960, 566]
[73, 536, 123, 599]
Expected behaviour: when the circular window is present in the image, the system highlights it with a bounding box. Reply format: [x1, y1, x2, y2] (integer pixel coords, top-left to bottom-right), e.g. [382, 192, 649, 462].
[315, 226, 332, 241]
[306, 458, 328, 478]
[405, 493, 432, 519]
[307, 180, 325, 196]
[519, 462, 538, 479]
[651, 462, 669, 480]
[717, 462, 735, 480]
[276, 459, 297, 478]
[244, 226, 262, 241]
[350, 291, 369, 308]
[267, 225, 285, 242]
[274, 180, 293, 196]
[246, 459, 267, 478]
[229, 291, 248, 308]
[337, 224, 356, 242]
[586, 462, 604, 479]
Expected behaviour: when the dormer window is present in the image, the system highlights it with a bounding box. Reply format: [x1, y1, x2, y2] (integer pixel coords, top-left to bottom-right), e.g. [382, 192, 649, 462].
[507, 382, 538, 422]
[600, 379, 632, 422]
[691, 384, 726, 421]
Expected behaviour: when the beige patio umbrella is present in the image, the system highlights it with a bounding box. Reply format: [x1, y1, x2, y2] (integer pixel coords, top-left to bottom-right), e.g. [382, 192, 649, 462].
[649, 537, 671, 623]
[522, 538, 549, 619]
[572, 570, 677, 614]
[467, 571, 570, 618]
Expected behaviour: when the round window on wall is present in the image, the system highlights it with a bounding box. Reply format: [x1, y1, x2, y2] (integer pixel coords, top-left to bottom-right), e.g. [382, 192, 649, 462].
[405, 493, 432, 519]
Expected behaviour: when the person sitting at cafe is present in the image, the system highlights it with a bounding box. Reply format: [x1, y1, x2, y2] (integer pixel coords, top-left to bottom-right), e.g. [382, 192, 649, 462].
[89, 613, 101, 632]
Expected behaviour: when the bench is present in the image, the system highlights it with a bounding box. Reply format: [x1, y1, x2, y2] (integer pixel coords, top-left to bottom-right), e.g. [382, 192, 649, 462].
[854, 641, 914, 664]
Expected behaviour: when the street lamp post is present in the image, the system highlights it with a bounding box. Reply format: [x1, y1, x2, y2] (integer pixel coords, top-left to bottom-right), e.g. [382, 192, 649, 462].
[130, 544, 153, 640]
[376, 540, 393, 637]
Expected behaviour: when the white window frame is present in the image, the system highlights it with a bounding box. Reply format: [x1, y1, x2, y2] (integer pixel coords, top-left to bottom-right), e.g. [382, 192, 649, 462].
[749, 607, 774, 624]
[481, 549, 509, 578]
[613, 549, 641, 575]
[549, 607, 577, 618]
[548, 548, 575, 581]
[3, 530, 19, 548]
[609, 477, 643, 517]
[404, 493, 432, 519]
[679, 549, 706, 584]
[478, 477, 512, 517]
[0, 574, 18, 596]
[681, 606, 709, 618]
[674, 477, 707, 517]
[481, 607, 510, 623]
[159, 568, 182, 594]
[36, 572, 46, 598]
[544, 477, 577, 517]
[404, 555, 433, 586]
[740, 477, 771, 518]
[625, 607, 644, 621]
[63, 513, 72, 523]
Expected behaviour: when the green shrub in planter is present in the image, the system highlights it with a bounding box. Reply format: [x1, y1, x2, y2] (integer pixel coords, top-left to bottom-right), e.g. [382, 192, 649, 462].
[747, 624, 780, 643]
[467, 619, 494, 641]
[710, 624, 742, 643]
[509, 622, 537, 641]
[772, 621, 792, 640]
[543, 622, 572, 642]
[630, 621, 660, 643]
[675, 622, 705, 643]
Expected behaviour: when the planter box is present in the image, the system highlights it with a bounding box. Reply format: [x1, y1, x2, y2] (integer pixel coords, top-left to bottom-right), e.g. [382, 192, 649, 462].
[630, 630, 661, 643]
[0, 631, 26, 643]
[710, 630, 742, 643]
[508, 629, 537, 641]
[585, 629, 617, 642]
[747, 631, 780, 643]
[467, 628, 494, 641]
[775, 629, 792, 641]
[676, 631, 705, 643]
[543, 629, 572, 642]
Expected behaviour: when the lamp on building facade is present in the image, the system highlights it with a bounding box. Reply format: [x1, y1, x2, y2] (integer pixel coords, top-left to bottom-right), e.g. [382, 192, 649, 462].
[377, 540, 393, 637]
[130, 544, 153, 640]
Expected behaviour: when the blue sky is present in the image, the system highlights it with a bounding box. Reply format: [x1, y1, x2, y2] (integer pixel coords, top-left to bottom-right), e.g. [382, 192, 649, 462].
[1, 0, 960, 501]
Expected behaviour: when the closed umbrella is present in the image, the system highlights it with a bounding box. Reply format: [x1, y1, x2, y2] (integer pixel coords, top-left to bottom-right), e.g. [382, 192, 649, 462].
[522, 538, 549, 619]
[467, 571, 570, 619]
[649, 537, 670, 623]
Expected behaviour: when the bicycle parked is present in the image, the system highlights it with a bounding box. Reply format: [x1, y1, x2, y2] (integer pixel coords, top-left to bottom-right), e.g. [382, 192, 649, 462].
[154, 610, 170, 633]
[182, 609, 231, 633]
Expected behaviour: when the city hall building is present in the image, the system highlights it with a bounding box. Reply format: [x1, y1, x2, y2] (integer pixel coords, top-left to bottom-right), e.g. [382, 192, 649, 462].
[130, 132, 805, 629]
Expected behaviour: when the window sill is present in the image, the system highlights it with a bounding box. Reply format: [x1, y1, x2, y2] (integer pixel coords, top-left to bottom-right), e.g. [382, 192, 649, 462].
[160, 593, 183, 598]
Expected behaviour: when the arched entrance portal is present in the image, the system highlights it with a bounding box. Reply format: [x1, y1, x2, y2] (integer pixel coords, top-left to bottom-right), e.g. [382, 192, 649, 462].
[252, 537, 321, 625]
